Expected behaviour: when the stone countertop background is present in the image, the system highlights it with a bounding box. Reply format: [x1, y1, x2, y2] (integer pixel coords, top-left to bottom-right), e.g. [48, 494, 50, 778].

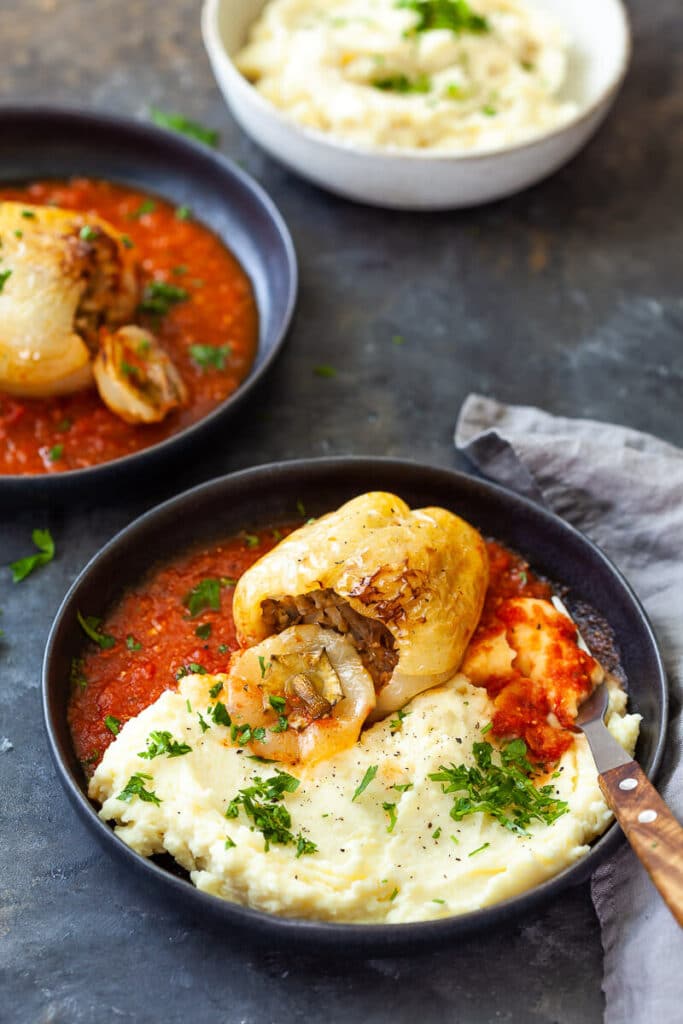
[0, 1, 681, 1021]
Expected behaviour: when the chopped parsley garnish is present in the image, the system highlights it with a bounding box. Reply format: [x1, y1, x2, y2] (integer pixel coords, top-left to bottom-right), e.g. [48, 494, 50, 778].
[393, 782, 413, 793]
[432, 898, 446, 904]
[117, 773, 161, 805]
[209, 680, 224, 698]
[10, 528, 55, 582]
[0, 269, 12, 292]
[210, 701, 232, 728]
[268, 694, 286, 711]
[231, 722, 247, 743]
[270, 714, 289, 734]
[77, 611, 116, 650]
[389, 707, 409, 734]
[197, 711, 210, 733]
[121, 234, 134, 249]
[224, 836, 236, 849]
[296, 835, 318, 858]
[126, 634, 142, 651]
[518, 570, 528, 586]
[231, 722, 266, 744]
[173, 264, 187, 275]
[70, 657, 87, 690]
[138, 730, 192, 759]
[175, 205, 192, 221]
[313, 364, 337, 378]
[104, 714, 121, 736]
[220, 576, 238, 588]
[79, 225, 98, 241]
[138, 280, 188, 317]
[296, 499, 306, 517]
[13, 230, 22, 239]
[225, 770, 316, 856]
[468, 842, 490, 856]
[389, 887, 399, 901]
[429, 739, 569, 836]
[482, 104, 497, 116]
[149, 108, 219, 147]
[56, 417, 72, 432]
[218, 643, 230, 655]
[48, 444, 63, 462]
[398, 0, 489, 37]
[189, 343, 231, 371]
[432, 827, 442, 840]
[258, 656, 271, 679]
[120, 360, 139, 379]
[352, 765, 378, 802]
[21, 209, 36, 219]
[183, 577, 221, 617]
[480, 722, 493, 735]
[383, 801, 398, 833]
[195, 622, 212, 640]
[129, 199, 156, 219]
[243, 533, 259, 549]
[175, 662, 207, 680]
[373, 72, 431, 94]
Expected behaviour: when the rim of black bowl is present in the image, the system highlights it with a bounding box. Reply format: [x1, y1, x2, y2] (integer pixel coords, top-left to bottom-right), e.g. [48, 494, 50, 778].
[43, 457, 668, 954]
[0, 104, 297, 498]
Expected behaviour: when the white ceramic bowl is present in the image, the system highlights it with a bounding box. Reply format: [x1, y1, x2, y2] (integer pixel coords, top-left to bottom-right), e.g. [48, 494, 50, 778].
[202, 0, 631, 210]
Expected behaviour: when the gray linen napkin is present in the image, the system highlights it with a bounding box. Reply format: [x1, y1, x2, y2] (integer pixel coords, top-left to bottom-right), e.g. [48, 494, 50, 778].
[455, 394, 683, 1024]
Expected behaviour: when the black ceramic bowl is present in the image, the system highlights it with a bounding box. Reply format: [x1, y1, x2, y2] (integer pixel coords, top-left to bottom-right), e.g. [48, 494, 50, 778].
[0, 106, 297, 503]
[43, 458, 667, 954]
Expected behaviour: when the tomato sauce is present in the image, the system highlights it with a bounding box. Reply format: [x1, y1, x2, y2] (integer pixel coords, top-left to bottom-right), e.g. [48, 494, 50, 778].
[0, 179, 258, 474]
[471, 541, 595, 764]
[68, 526, 288, 771]
[68, 532, 594, 774]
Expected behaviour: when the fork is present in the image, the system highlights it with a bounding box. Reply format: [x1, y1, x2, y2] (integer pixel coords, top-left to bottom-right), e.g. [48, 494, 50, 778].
[553, 597, 683, 926]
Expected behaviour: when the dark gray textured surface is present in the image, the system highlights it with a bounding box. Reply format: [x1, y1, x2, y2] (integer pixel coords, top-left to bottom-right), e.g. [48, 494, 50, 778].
[0, 1, 681, 1021]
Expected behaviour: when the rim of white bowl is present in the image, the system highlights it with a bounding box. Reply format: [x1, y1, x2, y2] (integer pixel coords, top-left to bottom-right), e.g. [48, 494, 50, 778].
[202, 0, 632, 165]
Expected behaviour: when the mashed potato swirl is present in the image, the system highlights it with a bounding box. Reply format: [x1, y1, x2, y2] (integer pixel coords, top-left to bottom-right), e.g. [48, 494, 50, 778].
[91, 671, 639, 923]
[235, 0, 578, 153]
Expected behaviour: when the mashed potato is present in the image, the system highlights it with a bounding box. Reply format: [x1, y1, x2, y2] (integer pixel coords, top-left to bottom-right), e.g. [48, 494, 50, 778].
[91, 671, 639, 923]
[235, 0, 578, 153]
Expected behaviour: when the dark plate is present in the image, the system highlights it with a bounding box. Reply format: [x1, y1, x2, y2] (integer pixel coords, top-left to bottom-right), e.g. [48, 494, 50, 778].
[0, 105, 297, 502]
[43, 457, 668, 954]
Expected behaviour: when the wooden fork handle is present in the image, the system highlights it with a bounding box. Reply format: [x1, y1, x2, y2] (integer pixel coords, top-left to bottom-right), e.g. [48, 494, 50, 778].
[599, 761, 683, 927]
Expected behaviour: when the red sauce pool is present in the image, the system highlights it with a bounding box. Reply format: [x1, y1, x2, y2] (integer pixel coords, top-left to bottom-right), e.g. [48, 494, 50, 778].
[69, 533, 570, 773]
[0, 179, 258, 475]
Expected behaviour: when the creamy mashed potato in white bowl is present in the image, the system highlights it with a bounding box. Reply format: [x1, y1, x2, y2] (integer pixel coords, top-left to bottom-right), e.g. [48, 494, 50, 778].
[202, 0, 631, 208]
